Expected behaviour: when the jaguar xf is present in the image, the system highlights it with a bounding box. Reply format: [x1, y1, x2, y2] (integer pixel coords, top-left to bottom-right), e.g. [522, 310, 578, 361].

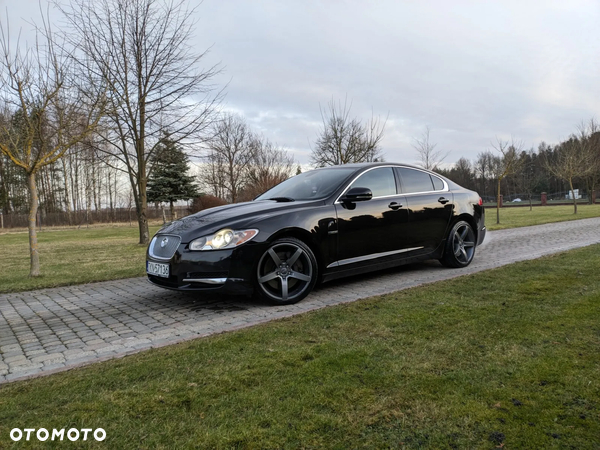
[147, 163, 485, 304]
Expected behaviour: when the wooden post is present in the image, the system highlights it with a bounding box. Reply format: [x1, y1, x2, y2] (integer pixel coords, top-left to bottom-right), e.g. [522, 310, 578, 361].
[541, 192, 547, 206]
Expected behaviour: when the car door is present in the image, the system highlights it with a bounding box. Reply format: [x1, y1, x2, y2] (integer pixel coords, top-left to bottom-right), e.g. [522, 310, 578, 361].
[333, 167, 409, 267]
[396, 167, 454, 254]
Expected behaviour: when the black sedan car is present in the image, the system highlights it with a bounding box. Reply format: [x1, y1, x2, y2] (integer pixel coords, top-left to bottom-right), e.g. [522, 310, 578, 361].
[147, 163, 485, 304]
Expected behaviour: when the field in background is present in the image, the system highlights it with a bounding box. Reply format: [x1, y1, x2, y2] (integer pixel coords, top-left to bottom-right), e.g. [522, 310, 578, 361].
[0, 225, 161, 293]
[0, 204, 599, 293]
[1, 244, 598, 448]
[486, 204, 600, 231]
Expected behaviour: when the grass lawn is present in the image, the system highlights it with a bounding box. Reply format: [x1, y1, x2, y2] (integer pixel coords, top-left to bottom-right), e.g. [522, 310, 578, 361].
[480, 203, 599, 231]
[0, 225, 161, 293]
[0, 204, 599, 293]
[0, 244, 599, 448]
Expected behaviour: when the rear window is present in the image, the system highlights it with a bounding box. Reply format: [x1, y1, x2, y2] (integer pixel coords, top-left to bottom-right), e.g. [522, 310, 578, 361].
[431, 175, 445, 191]
[398, 168, 434, 193]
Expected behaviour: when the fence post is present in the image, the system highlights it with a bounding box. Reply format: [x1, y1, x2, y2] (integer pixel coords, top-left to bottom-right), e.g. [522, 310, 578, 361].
[0, 212, 3, 229]
[541, 192, 547, 206]
[592, 190, 597, 204]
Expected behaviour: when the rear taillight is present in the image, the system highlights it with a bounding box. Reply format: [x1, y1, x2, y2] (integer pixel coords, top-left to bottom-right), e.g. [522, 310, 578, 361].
[478, 198, 483, 206]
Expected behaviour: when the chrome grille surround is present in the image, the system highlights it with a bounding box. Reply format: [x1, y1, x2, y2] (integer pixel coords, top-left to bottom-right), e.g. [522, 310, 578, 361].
[149, 234, 181, 260]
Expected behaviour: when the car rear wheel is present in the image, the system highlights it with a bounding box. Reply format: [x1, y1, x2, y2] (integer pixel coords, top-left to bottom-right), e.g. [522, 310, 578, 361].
[440, 220, 476, 268]
[255, 237, 318, 305]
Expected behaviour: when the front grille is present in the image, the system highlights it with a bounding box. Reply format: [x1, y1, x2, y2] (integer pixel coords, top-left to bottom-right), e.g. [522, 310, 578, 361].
[149, 234, 181, 260]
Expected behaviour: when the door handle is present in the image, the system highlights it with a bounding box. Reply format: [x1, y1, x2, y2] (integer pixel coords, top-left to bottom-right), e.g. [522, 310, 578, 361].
[388, 202, 402, 210]
[438, 197, 450, 205]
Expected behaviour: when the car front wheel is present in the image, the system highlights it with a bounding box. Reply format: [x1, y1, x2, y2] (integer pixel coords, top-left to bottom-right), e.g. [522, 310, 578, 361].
[440, 220, 476, 268]
[255, 237, 318, 305]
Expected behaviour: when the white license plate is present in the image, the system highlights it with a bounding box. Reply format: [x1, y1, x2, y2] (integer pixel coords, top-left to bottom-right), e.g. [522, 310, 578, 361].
[147, 261, 169, 278]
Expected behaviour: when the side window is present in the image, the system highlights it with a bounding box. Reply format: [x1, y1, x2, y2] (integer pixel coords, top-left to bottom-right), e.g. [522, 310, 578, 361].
[431, 175, 445, 191]
[398, 168, 434, 193]
[349, 167, 397, 197]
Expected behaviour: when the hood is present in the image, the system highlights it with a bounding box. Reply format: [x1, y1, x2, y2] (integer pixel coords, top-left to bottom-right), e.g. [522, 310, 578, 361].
[156, 200, 321, 242]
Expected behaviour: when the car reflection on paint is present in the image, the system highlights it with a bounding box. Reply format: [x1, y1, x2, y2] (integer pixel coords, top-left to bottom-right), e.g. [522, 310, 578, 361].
[147, 163, 486, 305]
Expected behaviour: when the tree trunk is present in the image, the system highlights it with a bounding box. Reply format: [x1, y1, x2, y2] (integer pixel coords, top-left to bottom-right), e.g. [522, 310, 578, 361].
[107, 171, 113, 221]
[496, 178, 501, 224]
[27, 171, 41, 277]
[71, 154, 79, 212]
[113, 170, 118, 222]
[170, 200, 176, 221]
[136, 176, 149, 245]
[61, 158, 73, 225]
[569, 178, 577, 214]
[136, 201, 149, 244]
[92, 153, 99, 211]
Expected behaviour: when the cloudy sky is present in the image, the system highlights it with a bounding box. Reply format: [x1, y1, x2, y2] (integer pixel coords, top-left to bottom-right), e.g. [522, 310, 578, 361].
[2, 0, 599, 166]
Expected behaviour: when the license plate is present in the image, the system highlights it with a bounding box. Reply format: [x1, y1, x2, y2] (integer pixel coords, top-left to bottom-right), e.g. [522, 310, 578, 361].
[147, 261, 169, 278]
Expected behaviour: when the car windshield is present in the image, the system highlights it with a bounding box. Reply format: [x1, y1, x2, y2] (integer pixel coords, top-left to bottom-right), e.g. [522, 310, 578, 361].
[255, 167, 357, 201]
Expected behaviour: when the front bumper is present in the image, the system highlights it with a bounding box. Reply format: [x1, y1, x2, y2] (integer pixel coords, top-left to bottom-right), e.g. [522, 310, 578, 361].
[146, 242, 264, 295]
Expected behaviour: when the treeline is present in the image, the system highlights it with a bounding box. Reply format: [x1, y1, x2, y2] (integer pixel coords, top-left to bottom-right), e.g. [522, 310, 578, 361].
[0, 142, 125, 221]
[0, 112, 297, 220]
[436, 124, 600, 204]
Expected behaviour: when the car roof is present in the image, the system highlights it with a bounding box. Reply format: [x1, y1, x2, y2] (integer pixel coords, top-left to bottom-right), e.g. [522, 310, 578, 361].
[314, 162, 423, 170]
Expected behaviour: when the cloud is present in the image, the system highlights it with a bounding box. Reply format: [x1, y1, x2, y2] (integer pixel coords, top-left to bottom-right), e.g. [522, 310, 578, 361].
[4, 0, 599, 166]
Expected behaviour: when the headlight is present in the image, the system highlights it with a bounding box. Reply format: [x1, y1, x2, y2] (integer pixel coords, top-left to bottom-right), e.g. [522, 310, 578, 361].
[189, 229, 259, 251]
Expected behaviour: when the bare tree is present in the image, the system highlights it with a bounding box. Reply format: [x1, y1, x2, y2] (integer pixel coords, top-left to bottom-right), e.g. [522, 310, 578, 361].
[475, 151, 494, 199]
[57, 0, 222, 244]
[0, 12, 104, 276]
[242, 136, 295, 200]
[199, 149, 228, 200]
[451, 157, 474, 188]
[518, 149, 539, 211]
[200, 114, 253, 203]
[545, 122, 595, 214]
[582, 119, 600, 204]
[412, 126, 449, 170]
[310, 98, 386, 167]
[491, 137, 523, 224]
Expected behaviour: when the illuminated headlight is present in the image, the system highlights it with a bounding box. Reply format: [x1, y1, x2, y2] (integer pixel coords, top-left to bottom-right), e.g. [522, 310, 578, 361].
[189, 229, 259, 251]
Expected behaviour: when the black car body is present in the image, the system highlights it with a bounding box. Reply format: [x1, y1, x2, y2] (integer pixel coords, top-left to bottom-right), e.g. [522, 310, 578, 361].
[147, 163, 485, 304]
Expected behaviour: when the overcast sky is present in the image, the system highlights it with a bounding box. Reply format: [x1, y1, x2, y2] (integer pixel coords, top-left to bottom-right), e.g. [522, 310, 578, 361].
[2, 0, 599, 167]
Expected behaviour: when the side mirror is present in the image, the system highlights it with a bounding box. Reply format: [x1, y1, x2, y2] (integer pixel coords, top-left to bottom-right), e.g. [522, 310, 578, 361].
[340, 187, 373, 203]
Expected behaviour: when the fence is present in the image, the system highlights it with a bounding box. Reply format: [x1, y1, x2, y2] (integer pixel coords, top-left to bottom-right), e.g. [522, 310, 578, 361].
[482, 190, 597, 206]
[0, 206, 192, 229]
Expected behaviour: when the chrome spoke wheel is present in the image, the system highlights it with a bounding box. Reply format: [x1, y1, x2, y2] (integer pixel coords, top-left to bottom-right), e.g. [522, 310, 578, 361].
[256, 238, 317, 304]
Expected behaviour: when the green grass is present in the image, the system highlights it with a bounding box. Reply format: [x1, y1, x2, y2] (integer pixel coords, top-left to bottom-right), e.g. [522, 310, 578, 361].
[0, 204, 599, 293]
[0, 245, 599, 449]
[0, 225, 161, 293]
[487, 204, 600, 231]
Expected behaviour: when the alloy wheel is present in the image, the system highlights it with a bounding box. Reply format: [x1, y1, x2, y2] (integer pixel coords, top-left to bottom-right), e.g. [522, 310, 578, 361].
[257, 240, 315, 303]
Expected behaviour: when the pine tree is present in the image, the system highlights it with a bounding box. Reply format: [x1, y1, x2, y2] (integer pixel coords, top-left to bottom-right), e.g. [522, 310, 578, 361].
[147, 135, 199, 220]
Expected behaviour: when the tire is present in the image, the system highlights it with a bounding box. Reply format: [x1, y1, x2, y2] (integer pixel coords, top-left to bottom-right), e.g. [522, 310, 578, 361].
[255, 237, 318, 305]
[440, 220, 476, 268]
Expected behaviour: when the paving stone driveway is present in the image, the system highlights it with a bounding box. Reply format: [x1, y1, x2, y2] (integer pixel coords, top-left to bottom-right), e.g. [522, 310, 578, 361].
[1, 217, 599, 384]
